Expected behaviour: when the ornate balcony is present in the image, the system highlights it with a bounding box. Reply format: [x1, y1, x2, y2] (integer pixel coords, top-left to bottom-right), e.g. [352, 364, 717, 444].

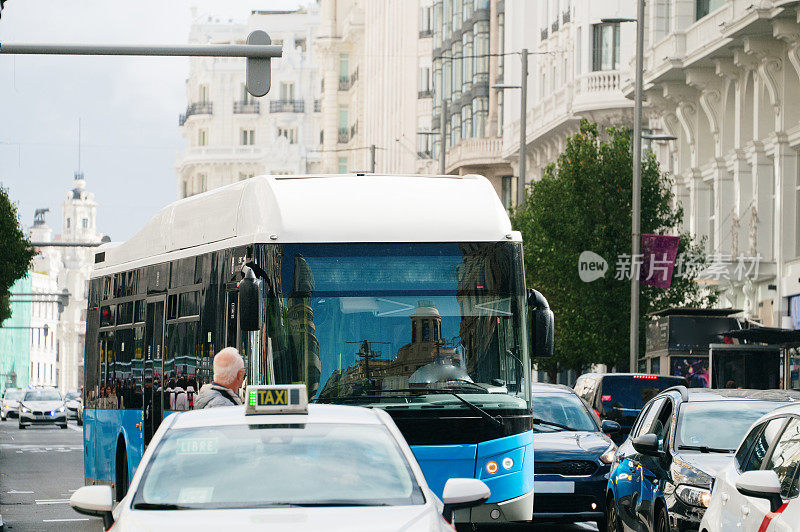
[338, 127, 349, 144]
[233, 101, 260, 114]
[269, 100, 305, 113]
[178, 102, 213, 126]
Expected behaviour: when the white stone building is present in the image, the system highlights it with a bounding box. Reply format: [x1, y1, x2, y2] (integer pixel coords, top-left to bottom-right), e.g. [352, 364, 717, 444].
[639, 0, 800, 328]
[28, 212, 59, 387]
[502, 0, 637, 186]
[176, 7, 321, 198]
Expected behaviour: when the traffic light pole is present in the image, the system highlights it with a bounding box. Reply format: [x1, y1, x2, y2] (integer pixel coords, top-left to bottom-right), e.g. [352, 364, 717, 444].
[0, 31, 281, 96]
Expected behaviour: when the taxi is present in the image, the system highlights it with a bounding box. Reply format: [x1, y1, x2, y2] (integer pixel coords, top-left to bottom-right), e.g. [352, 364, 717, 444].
[70, 385, 490, 531]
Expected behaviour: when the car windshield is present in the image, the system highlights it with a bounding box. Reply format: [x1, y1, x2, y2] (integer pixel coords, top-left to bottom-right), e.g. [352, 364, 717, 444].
[267, 243, 530, 414]
[600, 376, 685, 411]
[134, 423, 424, 509]
[65, 391, 80, 400]
[532, 393, 597, 432]
[5, 390, 24, 401]
[676, 401, 787, 451]
[23, 390, 62, 402]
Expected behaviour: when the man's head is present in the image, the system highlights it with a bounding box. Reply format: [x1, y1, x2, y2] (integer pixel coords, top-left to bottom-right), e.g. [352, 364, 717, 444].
[213, 347, 246, 392]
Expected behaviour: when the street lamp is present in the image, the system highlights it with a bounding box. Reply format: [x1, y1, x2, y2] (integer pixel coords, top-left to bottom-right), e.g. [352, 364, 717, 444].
[603, 2, 645, 372]
[492, 48, 529, 209]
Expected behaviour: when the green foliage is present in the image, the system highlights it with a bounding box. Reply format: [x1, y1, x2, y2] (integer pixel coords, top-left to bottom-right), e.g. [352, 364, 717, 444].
[0, 186, 35, 324]
[512, 120, 716, 378]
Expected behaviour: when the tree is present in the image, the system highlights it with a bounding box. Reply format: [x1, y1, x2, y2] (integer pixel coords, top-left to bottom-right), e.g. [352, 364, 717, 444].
[512, 120, 716, 380]
[0, 186, 35, 324]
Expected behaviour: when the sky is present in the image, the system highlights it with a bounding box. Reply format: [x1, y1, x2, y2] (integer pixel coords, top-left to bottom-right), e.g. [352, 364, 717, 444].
[0, 0, 303, 242]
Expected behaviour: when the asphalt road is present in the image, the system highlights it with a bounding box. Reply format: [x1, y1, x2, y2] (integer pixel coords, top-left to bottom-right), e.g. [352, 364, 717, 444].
[0, 417, 597, 532]
[0, 418, 101, 531]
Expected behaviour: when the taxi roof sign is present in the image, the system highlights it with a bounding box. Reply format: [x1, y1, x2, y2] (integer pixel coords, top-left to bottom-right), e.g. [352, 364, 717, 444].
[245, 384, 308, 415]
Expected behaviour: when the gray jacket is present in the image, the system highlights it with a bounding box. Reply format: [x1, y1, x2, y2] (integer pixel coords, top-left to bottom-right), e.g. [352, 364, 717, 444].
[194, 383, 242, 409]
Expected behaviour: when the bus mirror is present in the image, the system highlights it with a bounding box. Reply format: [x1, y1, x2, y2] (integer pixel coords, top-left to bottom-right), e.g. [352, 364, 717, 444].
[527, 289, 554, 358]
[239, 268, 261, 332]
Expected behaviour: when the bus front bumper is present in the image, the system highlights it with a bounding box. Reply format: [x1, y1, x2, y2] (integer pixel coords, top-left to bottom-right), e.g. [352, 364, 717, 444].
[454, 487, 534, 523]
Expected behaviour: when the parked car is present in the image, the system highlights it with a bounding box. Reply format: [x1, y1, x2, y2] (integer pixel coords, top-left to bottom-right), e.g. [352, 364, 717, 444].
[531, 383, 619, 529]
[700, 402, 800, 532]
[64, 389, 82, 420]
[606, 387, 800, 532]
[574, 373, 687, 443]
[18, 388, 68, 429]
[1, 388, 25, 420]
[76, 399, 83, 426]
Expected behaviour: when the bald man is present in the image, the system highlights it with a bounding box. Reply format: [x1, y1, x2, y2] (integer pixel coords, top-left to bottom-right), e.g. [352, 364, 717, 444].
[195, 347, 246, 409]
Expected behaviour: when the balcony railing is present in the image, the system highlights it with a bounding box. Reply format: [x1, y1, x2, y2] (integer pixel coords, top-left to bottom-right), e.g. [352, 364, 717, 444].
[419, 28, 433, 38]
[179, 101, 213, 126]
[540, 28, 548, 41]
[314, 99, 321, 112]
[562, 9, 571, 24]
[418, 88, 432, 99]
[338, 77, 351, 91]
[576, 70, 621, 94]
[551, 19, 560, 33]
[233, 101, 260, 114]
[269, 100, 305, 113]
[338, 127, 350, 144]
[350, 68, 359, 86]
[350, 121, 358, 139]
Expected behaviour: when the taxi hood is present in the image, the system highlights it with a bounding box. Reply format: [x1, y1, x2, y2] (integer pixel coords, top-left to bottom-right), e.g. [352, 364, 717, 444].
[113, 504, 447, 532]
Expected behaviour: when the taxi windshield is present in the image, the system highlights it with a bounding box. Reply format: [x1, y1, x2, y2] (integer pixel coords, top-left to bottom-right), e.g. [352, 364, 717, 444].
[268, 242, 529, 412]
[133, 423, 425, 509]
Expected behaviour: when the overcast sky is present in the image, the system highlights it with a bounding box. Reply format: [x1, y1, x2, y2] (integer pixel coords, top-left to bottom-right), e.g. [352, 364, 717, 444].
[0, 0, 302, 242]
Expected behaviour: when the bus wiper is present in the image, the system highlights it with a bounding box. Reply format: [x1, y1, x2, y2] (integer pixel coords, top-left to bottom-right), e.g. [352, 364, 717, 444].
[533, 418, 573, 431]
[441, 380, 490, 393]
[677, 445, 733, 454]
[384, 388, 504, 430]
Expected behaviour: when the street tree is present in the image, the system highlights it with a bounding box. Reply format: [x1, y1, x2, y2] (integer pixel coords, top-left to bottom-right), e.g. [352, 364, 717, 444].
[512, 120, 716, 380]
[0, 186, 35, 324]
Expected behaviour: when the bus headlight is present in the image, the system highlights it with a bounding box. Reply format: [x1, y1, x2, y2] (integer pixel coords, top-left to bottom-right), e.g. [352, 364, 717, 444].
[486, 461, 499, 474]
[502, 457, 514, 470]
[599, 445, 616, 464]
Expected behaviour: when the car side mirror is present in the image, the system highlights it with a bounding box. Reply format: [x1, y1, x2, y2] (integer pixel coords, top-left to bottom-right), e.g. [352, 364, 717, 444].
[736, 470, 784, 512]
[441, 478, 491, 523]
[632, 433, 661, 456]
[70, 485, 114, 529]
[527, 289, 554, 358]
[601, 420, 620, 434]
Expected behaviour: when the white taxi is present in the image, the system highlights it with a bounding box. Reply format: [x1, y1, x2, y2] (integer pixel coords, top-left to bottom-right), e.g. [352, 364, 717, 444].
[700, 403, 800, 532]
[70, 385, 490, 531]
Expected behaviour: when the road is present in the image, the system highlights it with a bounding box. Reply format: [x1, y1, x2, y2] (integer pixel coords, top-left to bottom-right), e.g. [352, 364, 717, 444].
[0, 418, 597, 531]
[0, 418, 100, 531]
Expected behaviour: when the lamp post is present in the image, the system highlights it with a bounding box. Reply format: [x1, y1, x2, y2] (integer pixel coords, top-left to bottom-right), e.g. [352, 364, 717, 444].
[492, 48, 529, 208]
[602, 5, 644, 372]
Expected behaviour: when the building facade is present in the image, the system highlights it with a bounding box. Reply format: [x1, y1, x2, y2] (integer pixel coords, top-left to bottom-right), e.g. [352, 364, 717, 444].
[503, 0, 636, 190]
[28, 211, 60, 387]
[640, 0, 800, 328]
[176, 7, 321, 198]
[0, 276, 31, 391]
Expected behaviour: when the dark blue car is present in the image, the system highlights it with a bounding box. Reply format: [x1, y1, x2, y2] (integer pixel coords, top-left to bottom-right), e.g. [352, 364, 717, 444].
[532, 383, 619, 528]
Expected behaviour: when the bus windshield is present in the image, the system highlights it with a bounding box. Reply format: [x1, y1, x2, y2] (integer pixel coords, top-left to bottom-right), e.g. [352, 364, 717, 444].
[268, 242, 529, 412]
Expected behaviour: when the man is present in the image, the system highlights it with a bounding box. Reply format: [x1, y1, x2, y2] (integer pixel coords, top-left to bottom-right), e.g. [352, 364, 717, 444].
[195, 347, 246, 408]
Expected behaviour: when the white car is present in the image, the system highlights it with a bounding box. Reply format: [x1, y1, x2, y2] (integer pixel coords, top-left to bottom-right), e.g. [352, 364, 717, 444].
[71, 385, 490, 531]
[1, 388, 24, 420]
[700, 403, 800, 532]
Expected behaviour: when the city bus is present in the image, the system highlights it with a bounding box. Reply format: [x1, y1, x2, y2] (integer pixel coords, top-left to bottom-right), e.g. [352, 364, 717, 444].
[83, 174, 554, 523]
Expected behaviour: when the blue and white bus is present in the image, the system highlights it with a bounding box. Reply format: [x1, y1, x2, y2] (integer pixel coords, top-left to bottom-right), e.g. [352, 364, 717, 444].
[83, 174, 553, 523]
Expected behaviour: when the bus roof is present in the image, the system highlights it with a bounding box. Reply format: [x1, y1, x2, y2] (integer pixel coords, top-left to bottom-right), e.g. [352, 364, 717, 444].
[93, 174, 518, 276]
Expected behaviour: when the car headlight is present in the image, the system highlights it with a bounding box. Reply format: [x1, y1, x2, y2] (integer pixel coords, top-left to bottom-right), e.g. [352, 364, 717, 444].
[56, 406, 66, 413]
[20, 405, 31, 413]
[599, 445, 616, 464]
[675, 484, 712, 508]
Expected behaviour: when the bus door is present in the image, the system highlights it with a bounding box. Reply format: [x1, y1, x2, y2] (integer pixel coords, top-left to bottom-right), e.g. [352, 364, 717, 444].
[143, 296, 165, 446]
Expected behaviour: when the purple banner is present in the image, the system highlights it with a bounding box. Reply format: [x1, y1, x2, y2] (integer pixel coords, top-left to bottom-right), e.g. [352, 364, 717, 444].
[640, 234, 680, 289]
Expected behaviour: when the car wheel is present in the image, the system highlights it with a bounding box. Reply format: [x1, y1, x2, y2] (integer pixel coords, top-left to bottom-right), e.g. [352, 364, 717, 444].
[18, 422, 25, 430]
[655, 503, 670, 532]
[606, 494, 622, 532]
[77, 416, 83, 426]
[60, 424, 68, 429]
[116, 446, 129, 502]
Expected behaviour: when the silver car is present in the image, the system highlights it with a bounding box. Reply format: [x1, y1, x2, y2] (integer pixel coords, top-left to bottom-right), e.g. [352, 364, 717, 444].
[71, 384, 490, 531]
[1, 388, 24, 420]
[18, 388, 68, 429]
[64, 389, 82, 420]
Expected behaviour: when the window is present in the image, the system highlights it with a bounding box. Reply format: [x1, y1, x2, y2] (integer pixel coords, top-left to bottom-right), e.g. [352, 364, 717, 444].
[742, 417, 787, 472]
[419, 66, 431, 95]
[592, 23, 620, 71]
[278, 127, 297, 144]
[501, 176, 513, 209]
[182, 180, 188, 198]
[240, 83, 252, 104]
[240, 129, 255, 146]
[198, 129, 207, 147]
[66, 218, 71, 229]
[279, 82, 295, 101]
[338, 157, 347, 174]
[295, 37, 306, 52]
[199, 84, 209, 103]
[764, 418, 800, 498]
[82, 218, 88, 229]
[472, 97, 488, 137]
[339, 54, 349, 82]
[419, 5, 432, 35]
[696, 0, 726, 20]
[633, 398, 664, 438]
[239, 172, 254, 181]
[576, 27, 582, 74]
[473, 20, 490, 84]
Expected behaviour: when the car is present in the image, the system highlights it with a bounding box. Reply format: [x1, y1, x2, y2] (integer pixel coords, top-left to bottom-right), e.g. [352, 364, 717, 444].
[700, 402, 800, 532]
[606, 387, 800, 532]
[531, 383, 619, 529]
[64, 389, 82, 420]
[70, 384, 491, 531]
[76, 399, 83, 426]
[18, 388, 68, 429]
[1, 388, 25, 420]
[574, 373, 687, 444]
